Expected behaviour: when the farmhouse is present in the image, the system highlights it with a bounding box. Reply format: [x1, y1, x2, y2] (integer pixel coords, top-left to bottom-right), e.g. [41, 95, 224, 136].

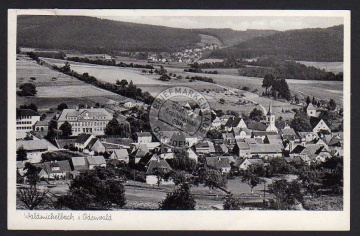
[311, 118, 331, 134]
[205, 156, 233, 173]
[39, 160, 72, 180]
[87, 156, 107, 170]
[233, 141, 251, 158]
[234, 158, 265, 171]
[74, 133, 96, 151]
[145, 159, 173, 185]
[57, 108, 113, 136]
[249, 144, 283, 158]
[109, 149, 129, 163]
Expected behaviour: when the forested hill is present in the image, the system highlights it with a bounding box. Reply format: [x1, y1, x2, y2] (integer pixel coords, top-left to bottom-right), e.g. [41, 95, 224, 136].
[208, 25, 344, 62]
[17, 15, 202, 53]
[193, 28, 278, 47]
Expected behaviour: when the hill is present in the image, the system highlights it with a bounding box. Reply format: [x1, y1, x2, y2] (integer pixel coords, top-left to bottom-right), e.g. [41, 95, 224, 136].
[194, 28, 278, 47]
[208, 25, 344, 62]
[17, 15, 201, 53]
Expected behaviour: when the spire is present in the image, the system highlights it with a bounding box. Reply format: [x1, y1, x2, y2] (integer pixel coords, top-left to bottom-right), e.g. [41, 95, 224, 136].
[267, 102, 272, 115]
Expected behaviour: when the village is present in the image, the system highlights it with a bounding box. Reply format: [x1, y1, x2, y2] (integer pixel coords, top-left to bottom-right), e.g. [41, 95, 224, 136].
[16, 79, 344, 210]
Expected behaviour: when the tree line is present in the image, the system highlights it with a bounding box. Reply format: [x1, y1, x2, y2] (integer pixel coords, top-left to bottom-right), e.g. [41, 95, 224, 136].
[67, 57, 155, 69]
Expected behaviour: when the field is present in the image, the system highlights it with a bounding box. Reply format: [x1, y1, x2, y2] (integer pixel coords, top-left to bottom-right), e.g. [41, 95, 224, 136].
[16, 57, 128, 109]
[30, 57, 343, 118]
[296, 61, 343, 73]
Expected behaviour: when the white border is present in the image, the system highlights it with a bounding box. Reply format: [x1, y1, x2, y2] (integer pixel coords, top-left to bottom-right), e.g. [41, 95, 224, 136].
[8, 9, 351, 231]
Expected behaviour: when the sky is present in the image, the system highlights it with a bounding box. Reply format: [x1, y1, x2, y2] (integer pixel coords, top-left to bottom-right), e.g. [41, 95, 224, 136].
[99, 16, 344, 31]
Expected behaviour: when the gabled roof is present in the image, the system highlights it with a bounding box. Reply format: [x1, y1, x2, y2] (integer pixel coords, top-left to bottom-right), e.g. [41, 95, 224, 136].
[71, 157, 88, 171]
[16, 139, 57, 151]
[146, 159, 172, 175]
[76, 133, 93, 144]
[246, 121, 267, 131]
[249, 144, 283, 154]
[307, 103, 317, 111]
[205, 157, 232, 169]
[112, 149, 129, 159]
[86, 156, 106, 166]
[43, 160, 72, 174]
[225, 117, 241, 127]
[87, 138, 99, 149]
[280, 128, 297, 136]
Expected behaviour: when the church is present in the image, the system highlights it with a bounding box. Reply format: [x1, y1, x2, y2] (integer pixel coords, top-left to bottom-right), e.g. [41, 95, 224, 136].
[265, 102, 278, 133]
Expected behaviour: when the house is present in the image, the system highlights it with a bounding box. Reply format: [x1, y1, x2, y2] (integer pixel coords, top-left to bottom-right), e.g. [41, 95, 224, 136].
[222, 132, 235, 144]
[205, 156, 233, 173]
[16, 109, 41, 138]
[220, 115, 235, 126]
[249, 144, 283, 158]
[263, 134, 283, 146]
[34, 120, 49, 132]
[232, 127, 252, 140]
[233, 141, 251, 158]
[234, 158, 265, 170]
[298, 132, 318, 142]
[71, 157, 88, 171]
[225, 117, 247, 131]
[135, 132, 152, 143]
[109, 149, 129, 163]
[131, 144, 150, 164]
[195, 141, 215, 154]
[16, 139, 58, 163]
[57, 108, 113, 136]
[41, 160, 72, 180]
[145, 159, 173, 185]
[102, 137, 133, 149]
[307, 103, 320, 117]
[87, 138, 106, 153]
[311, 118, 331, 134]
[279, 128, 299, 142]
[74, 133, 96, 151]
[211, 116, 222, 129]
[290, 144, 328, 165]
[87, 156, 106, 170]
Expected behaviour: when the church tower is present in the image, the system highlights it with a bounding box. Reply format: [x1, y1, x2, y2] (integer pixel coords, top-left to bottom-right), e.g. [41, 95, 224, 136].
[266, 102, 278, 132]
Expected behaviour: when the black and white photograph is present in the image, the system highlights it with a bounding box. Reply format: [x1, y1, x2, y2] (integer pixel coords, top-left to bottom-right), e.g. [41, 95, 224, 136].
[8, 9, 350, 230]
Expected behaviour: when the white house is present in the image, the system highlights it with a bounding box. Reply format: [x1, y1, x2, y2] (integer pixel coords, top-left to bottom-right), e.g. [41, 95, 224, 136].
[312, 119, 331, 133]
[16, 109, 40, 139]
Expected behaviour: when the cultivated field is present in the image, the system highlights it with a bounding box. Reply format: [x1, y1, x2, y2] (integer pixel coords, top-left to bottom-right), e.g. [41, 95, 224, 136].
[296, 61, 343, 74]
[16, 57, 128, 109]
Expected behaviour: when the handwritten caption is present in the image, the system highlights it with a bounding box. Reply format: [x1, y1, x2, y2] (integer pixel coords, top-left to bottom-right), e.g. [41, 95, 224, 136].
[24, 212, 112, 221]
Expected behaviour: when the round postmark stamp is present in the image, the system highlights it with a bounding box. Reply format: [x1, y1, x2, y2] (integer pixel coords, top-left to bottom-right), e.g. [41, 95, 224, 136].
[149, 86, 212, 149]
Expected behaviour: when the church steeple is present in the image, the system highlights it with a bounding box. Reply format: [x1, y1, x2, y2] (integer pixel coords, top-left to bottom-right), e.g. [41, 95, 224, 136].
[267, 102, 272, 115]
[266, 102, 278, 132]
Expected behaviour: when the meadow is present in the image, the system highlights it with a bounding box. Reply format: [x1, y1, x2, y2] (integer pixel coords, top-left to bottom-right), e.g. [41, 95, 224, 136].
[296, 61, 343, 74]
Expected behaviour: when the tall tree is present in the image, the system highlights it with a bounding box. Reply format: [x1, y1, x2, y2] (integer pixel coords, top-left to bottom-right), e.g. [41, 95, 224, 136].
[56, 167, 126, 210]
[159, 183, 196, 210]
[57, 103, 68, 111]
[268, 179, 303, 210]
[17, 186, 49, 210]
[328, 99, 337, 110]
[249, 108, 264, 121]
[198, 169, 228, 194]
[19, 83, 37, 96]
[59, 121, 72, 137]
[240, 165, 263, 194]
[262, 74, 274, 95]
[16, 146, 28, 161]
[104, 117, 121, 135]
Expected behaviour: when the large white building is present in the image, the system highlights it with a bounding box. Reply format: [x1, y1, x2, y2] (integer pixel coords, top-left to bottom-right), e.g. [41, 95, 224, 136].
[57, 108, 113, 136]
[16, 109, 41, 139]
